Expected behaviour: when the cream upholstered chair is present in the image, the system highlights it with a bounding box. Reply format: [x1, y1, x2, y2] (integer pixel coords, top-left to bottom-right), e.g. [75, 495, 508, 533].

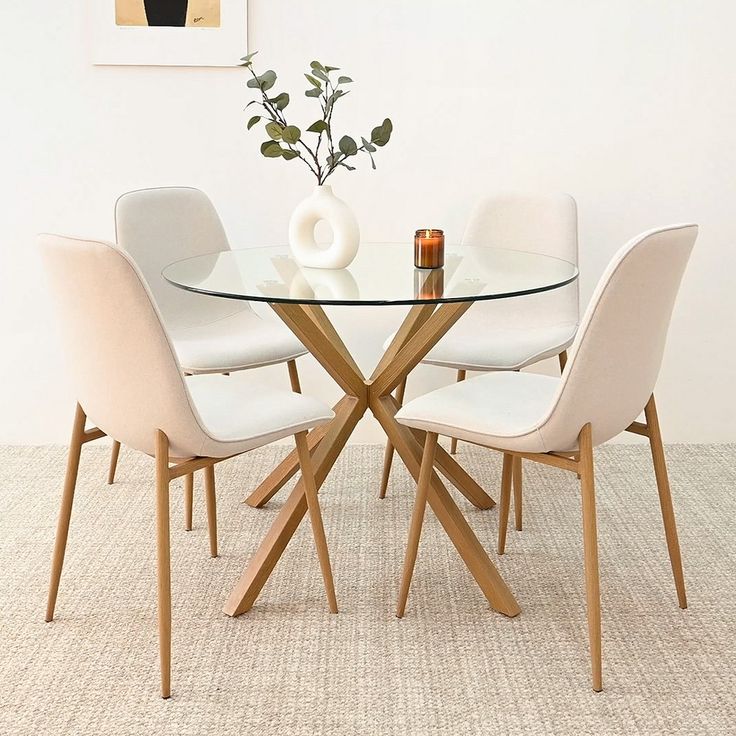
[380, 192, 579, 529]
[109, 187, 308, 536]
[40, 234, 336, 699]
[394, 223, 697, 691]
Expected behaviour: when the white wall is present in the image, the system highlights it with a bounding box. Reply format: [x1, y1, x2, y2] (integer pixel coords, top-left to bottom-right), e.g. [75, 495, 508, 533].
[2, 0, 735, 445]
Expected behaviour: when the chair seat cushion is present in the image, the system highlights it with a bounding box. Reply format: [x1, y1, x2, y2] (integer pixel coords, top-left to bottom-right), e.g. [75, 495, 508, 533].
[383, 322, 576, 372]
[186, 374, 333, 458]
[396, 371, 562, 454]
[171, 310, 307, 374]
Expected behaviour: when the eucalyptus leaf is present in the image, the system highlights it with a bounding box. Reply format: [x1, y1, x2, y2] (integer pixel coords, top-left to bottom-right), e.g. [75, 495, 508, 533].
[265, 121, 284, 140]
[304, 73, 322, 89]
[260, 70, 277, 91]
[339, 135, 358, 156]
[324, 65, 340, 72]
[312, 68, 329, 83]
[282, 125, 301, 144]
[260, 140, 282, 158]
[247, 115, 261, 130]
[305, 88, 322, 98]
[338, 162, 356, 171]
[307, 120, 328, 134]
[270, 92, 290, 110]
[337, 76, 353, 84]
[327, 153, 342, 167]
[361, 136, 376, 152]
[282, 149, 300, 160]
[371, 118, 393, 147]
[247, 69, 277, 92]
[310, 60, 325, 71]
[240, 51, 258, 64]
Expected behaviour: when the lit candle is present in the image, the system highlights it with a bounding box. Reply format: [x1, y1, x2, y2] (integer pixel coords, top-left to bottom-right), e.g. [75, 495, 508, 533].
[414, 228, 445, 269]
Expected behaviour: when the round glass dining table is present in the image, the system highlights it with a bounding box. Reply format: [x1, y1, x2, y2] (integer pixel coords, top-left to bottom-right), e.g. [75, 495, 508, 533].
[164, 244, 578, 619]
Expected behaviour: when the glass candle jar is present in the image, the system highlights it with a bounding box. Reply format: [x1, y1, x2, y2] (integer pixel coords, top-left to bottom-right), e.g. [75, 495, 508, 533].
[414, 229, 445, 269]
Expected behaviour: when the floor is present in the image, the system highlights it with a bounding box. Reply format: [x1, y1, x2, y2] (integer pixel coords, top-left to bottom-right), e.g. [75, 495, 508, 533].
[1, 443, 734, 735]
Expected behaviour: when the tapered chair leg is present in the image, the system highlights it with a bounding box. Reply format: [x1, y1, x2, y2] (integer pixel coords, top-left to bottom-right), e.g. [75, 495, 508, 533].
[449, 370, 467, 455]
[295, 431, 337, 613]
[644, 395, 687, 608]
[396, 432, 438, 618]
[154, 430, 172, 699]
[287, 359, 302, 393]
[184, 474, 193, 531]
[46, 403, 87, 623]
[107, 440, 121, 485]
[379, 377, 407, 499]
[558, 349, 568, 371]
[579, 423, 602, 692]
[513, 456, 523, 531]
[497, 453, 514, 555]
[204, 465, 218, 558]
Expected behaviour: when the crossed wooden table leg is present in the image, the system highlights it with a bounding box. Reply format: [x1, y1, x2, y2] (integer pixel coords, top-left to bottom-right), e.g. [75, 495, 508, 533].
[222, 299, 520, 618]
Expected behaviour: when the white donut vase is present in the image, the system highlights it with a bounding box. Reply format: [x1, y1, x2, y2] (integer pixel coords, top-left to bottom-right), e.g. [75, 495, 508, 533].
[288, 185, 360, 269]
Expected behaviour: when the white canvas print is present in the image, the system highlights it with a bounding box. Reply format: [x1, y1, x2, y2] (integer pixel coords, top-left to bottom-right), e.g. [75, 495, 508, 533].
[90, 0, 247, 66]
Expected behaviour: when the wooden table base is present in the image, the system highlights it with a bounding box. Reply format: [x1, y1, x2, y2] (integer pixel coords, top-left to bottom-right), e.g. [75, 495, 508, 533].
[223, 300, 520, 618]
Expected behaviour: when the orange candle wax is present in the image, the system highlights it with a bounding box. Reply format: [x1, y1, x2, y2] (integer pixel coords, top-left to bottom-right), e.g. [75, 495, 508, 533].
[414, 229, 445, 269]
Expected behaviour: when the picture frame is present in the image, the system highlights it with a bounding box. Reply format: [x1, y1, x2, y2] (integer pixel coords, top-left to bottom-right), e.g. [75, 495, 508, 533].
[90, 0, 247, 67]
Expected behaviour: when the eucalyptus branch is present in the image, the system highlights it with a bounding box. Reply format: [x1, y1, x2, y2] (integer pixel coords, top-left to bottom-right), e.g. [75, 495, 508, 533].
[241, 52, 393, 185]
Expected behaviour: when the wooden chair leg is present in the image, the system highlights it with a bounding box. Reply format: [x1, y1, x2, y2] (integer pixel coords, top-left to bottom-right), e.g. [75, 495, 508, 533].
[46, 403, 87, 623]
[396, 432, 438, 618]
[379, 376, 407, 499]
[204, 465, 218, 558]
[107, 440, 121, 485]
[644, 395, 687, 608]
[513, 456, 523, 531]
[287, 359, 302, 393]
[449, 370, 467, 455]
[497, 454, 514, 555]
[295, 431, 337, 613]
[184, 474, 193, 531]
[154, 430, 172, 699]
[579, 423, 602, 692]
[558, 349, 568, 371]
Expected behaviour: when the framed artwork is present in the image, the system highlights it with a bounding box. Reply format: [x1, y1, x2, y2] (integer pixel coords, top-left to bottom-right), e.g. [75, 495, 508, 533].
[90, 0, 247, 66]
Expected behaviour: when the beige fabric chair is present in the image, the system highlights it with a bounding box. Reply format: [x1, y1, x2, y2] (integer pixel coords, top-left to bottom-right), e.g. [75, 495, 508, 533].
[395, 223, 697, 691]
[109, 187, 307, 536]
[40, 234, 336, 699]
[380, 192, 579, 523]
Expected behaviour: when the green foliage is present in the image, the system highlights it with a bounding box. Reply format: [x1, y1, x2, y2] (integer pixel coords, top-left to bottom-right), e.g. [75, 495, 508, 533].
[339, 135, 358, 156]
[243, 52, 393, 184]
[270, 92, 290, 110]
[265, 121, 283, 140]
[282, 125, 301, 145]
[260, 140, 282, 157]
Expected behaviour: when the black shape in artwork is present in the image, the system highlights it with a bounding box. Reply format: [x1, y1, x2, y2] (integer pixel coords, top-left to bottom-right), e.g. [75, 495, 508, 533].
[144, 0, 189, 27]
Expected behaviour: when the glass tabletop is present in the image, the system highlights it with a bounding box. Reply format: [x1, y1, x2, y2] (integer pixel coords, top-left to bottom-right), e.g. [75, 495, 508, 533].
[163, 243, 578, 306]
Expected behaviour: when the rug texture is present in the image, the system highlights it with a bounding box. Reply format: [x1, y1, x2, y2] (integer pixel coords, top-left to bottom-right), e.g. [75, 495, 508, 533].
[0, 443, 734, 735]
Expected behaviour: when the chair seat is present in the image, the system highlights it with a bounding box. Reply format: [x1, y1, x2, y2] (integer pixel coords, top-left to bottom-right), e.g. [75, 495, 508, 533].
[396, 371, 562, 454]
[186, 374, 333, 458]
[384, 321, 577, 372]
[171, 309, 308, 375]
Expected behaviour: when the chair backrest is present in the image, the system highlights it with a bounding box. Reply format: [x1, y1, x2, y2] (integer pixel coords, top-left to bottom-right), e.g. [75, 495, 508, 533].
[115, 187, 245, 330]
[39, 234, 213, 458]
[538, 224, 698, 451]
[461, 191, 579, 328]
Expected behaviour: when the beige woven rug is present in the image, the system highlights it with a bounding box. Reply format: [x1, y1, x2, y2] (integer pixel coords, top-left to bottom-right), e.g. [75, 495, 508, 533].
[1, 443, 734, 735]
